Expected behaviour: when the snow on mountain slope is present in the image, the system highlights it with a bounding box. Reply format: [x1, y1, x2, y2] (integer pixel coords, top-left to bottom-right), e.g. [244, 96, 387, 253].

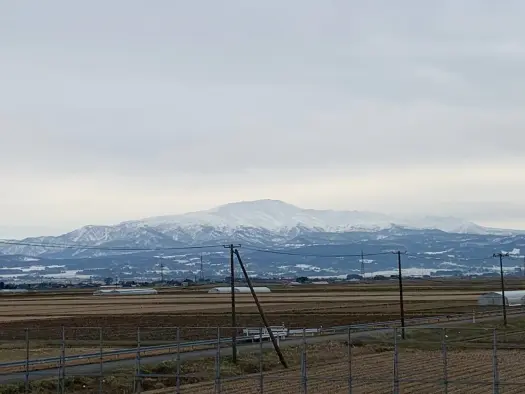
[0, 199, 504, 258]
[1, 223, 180, 256]
[396, 216, 489, 234]
[135, 199, 476, 233]
[137, 200, 310, 228]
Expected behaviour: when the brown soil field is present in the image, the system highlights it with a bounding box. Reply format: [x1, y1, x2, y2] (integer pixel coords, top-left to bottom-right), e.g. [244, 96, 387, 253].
[0, 291, 480, 318]
[0, 287, 495, 346]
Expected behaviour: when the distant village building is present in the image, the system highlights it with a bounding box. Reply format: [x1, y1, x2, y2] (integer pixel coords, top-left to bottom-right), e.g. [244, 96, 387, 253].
[478, 290, 525, 306]
[93, 288, 158, 296]
[207, 286, 271, 294]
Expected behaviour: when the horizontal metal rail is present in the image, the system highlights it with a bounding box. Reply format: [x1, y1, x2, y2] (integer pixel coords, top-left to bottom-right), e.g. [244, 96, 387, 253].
[0, 308, 517, 370]
[0, 337, 251, 369]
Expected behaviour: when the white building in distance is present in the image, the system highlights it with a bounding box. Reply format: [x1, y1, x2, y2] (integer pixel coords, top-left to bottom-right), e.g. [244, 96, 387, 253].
[0, 289, 29, 294]
[208, 286, 271, 294]
[93, 288, 158, 296]
[478, 290, 525, 306]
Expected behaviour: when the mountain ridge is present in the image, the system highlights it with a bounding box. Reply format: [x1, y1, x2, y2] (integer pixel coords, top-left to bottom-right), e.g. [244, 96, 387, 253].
[0, 200, 524, 279]
[129, 199, 489, 233]
[0, 199, 523, 262]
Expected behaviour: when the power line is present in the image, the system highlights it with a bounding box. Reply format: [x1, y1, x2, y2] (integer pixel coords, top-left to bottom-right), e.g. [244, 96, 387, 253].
[0, 240, 224, 252]
[1, 239, 521, 262]
[241, 246, 399, 258]
[405, 252, 499, 262]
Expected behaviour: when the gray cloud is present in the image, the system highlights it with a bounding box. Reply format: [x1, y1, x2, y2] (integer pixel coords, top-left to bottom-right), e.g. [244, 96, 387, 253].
[1, 0, 525, 233]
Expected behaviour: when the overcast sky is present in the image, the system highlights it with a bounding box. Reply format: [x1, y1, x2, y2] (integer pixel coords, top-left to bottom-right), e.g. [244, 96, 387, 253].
[1, 0, 525, 238]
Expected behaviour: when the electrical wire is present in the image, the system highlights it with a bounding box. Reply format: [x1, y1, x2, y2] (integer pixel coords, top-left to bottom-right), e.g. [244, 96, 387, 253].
[1, 239, 521, 261]
[0, 240, 403, 257]
[241, 245, 402, 258]
[405, 252, 523, 262]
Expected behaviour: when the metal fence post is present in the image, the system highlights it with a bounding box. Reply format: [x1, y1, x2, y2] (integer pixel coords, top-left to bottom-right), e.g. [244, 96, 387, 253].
[176, 327, 181, 394]
[259, 327, 264, 393]
[58, 326, 66, 394]
[135, 327, 142, 393]
[99, 327, 103, 394]
[347, 328, 352, 394]
[214, 327, 221, 394]
[301, 328, 308, 394]
[441, 328, 448, 393]
[24, 328, 29, 394]
[492, 328, 499, 394]
[393, 328, 399, 394]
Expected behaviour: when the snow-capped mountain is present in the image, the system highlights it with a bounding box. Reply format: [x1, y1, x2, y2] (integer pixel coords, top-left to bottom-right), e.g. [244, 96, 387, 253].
[131, 199, 482, 233]
[0, 199, 520, 259]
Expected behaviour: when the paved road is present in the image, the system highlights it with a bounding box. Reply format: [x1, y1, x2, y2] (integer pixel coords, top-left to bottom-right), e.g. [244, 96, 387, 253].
[0, 310, 519, 385]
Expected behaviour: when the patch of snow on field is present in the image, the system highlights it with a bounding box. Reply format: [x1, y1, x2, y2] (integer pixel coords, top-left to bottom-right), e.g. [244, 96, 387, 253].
[42, 270, 91, 279]
[21, 266, 45, 272]
[308, 275, 348, 279]
[20, 257, 40, 262]
[367, 267, 444, 277]
[154, 255, 190, 259]
[502, 248, 522, 257]
[0, 273, 29, 278]
[438, 262, 467, 268]
[423, 250, 450, 255]
[294, 264, 322, 271]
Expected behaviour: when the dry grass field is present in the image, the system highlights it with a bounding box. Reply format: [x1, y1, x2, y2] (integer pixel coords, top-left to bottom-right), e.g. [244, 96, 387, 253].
[0, 285, 486, 344]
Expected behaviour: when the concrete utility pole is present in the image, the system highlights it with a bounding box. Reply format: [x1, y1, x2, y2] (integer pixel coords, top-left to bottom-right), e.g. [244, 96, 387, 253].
[396, 251, 406, 339]
[224, 244, 241, 363]
[493, 253, 510, 327]
[360, 250, 365, 277]
[200, 254, 204, 281]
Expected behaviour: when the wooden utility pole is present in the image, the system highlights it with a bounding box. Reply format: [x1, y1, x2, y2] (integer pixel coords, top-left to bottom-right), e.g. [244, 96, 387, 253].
[224, 244, 241, 363]
[493, 253, 510, 327]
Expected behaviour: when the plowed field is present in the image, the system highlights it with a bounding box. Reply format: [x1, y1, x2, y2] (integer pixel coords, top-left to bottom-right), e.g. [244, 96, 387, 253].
[0, 289, 483, 343]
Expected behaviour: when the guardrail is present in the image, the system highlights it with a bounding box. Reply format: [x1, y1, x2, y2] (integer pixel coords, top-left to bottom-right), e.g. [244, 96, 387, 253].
[0, 308, 518, 370]
[288, 328, 322, 336]
[0, 336, 262, 370]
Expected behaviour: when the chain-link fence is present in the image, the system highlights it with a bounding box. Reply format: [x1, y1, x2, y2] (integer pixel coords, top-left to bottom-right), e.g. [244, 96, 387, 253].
[0, 325, 524, 393]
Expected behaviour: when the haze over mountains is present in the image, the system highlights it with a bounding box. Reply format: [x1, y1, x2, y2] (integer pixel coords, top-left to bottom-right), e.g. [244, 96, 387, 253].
[0, 200, 524, 279]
